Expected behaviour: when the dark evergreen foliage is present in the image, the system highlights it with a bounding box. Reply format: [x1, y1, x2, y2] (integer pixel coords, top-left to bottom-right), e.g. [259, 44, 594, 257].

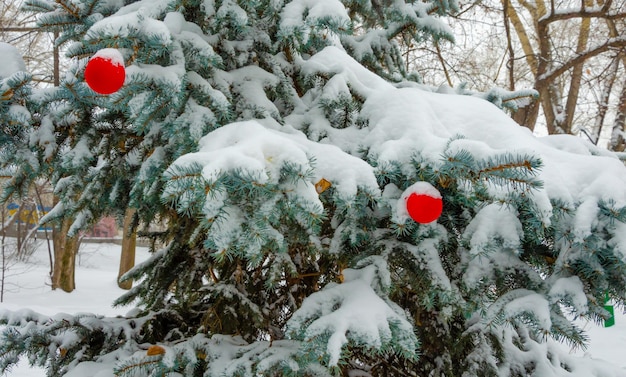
[1, 1, 625, 376]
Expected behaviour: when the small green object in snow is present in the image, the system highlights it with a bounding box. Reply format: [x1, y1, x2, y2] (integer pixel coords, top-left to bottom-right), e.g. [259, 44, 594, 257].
[604, 292, 615, 328]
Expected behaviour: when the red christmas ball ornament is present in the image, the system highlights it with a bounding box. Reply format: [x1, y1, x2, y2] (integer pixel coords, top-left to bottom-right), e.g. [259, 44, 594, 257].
[406, 193, 443, 224]
[84, 48, 125, 95]
[401, 182, 443, 224]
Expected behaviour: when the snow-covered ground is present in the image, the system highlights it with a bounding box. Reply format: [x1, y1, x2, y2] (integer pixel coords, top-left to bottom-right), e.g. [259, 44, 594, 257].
[0, 240, 152, 376]
[0, 240, 625, 376]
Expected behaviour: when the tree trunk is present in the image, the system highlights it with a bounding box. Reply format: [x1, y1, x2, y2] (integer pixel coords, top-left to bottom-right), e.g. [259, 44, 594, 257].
[504, 0, 626, 134]
[51, 217, 80, 292]
[504, 0, 540, 130]
[610, 75, 626, 152]
[503, 1, 538, 75]
[592, 58, 620, 144]
[118, 208, 137, 290]
[512, 99, 541, 129]
[562, 0, 592, 134]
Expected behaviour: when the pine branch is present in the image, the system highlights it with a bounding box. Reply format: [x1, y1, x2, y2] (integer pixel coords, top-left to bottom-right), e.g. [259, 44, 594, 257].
[55, 0, 80, 18]
[114, 355, 164, 376]
[478, 159, 536, 175]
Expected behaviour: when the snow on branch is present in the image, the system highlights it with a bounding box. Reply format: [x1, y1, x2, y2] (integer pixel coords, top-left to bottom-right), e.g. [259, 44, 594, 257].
[538, 36, 626, 84]
[286, 263, 419, 366]
[165, 119, 380, 205]
[538, 6, 626, 24]
[485, 288, 552, 331]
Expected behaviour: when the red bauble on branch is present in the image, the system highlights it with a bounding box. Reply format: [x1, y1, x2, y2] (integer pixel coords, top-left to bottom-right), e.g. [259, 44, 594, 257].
[399, 182, 443, 224]
[84, 48, 126, 95]
[406, 192, 443, 224]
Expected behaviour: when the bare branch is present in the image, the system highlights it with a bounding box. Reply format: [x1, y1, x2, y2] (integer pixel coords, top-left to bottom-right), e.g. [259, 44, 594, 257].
[0, 27, 39, 32]
[503, 0, 516, 90]
[434, 40, 453, 87]
[517, 0, 538, 15]
[539, 9, 626, 24]
[601, 0, 615, 13]
[504, 0, 538, 74]
[538, 37, 626, 84]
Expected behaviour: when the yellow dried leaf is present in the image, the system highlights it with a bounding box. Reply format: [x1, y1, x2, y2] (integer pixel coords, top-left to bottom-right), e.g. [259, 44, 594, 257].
[315, 178, 332, 194]
[1, 89, 14, 101]
[146, 345, 166, 356]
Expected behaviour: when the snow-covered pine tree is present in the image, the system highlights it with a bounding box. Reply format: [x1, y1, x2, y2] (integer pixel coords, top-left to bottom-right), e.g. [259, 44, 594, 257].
[0, 42, 37, 201]
[2, 0, 626, 376]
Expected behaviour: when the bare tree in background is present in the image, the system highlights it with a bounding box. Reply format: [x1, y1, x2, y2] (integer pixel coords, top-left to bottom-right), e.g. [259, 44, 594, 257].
[1, 204, 16, 302]
[610, 71, 626, 151]
[506, 0, 626, 134]
[115, 208, 136, 290]
[0, 2, 54, 292]
[3, 2, 139, 293]
[405, 0, 626, 143]
[2, 1, 77, 293]
[1, 0, 58, 86]
[0, 191, 44, 302]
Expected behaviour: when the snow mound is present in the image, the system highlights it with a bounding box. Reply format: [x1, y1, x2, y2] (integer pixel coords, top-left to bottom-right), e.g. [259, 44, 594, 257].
[167, 119, 380, 209]
[301, 46, 626, 216]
